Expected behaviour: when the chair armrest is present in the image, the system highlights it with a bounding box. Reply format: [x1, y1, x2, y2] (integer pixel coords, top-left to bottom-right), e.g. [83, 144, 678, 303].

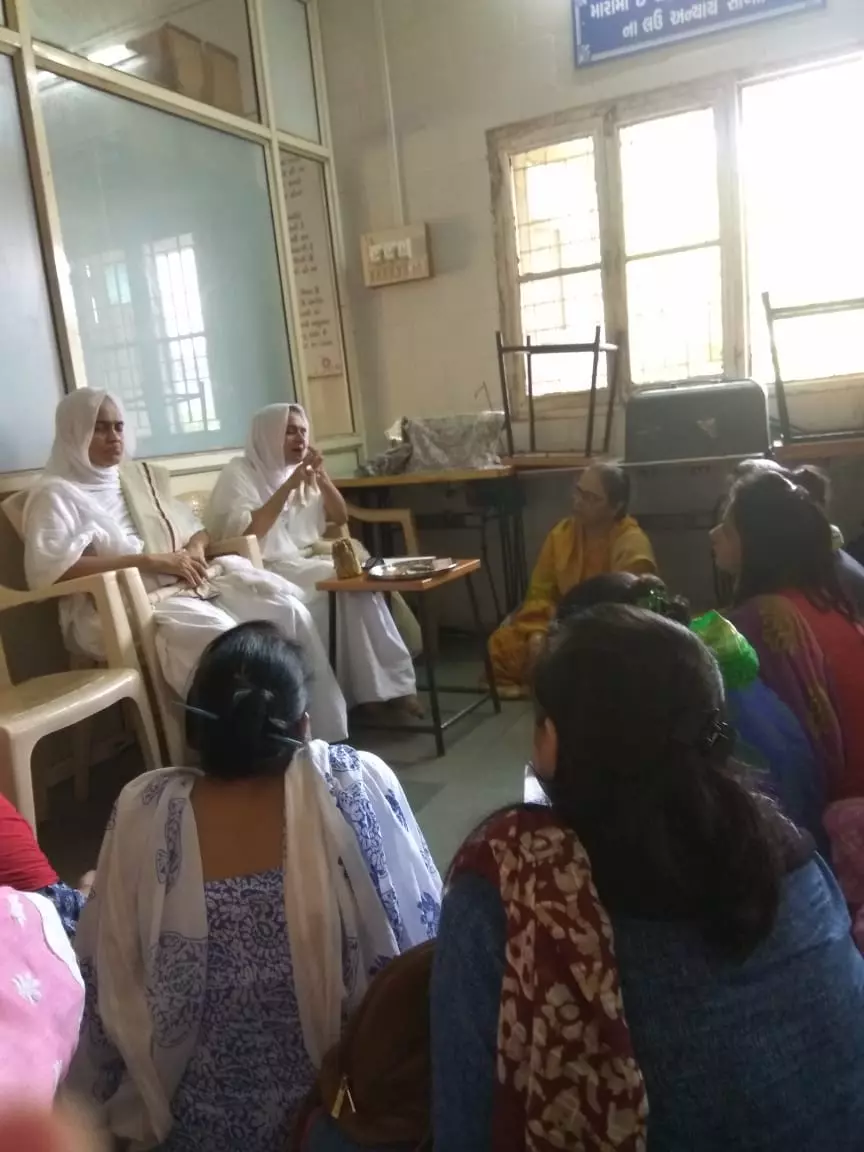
[0, 571, 140, 674]
[345, 503, 420, 557]
[0, 570, 122, 611]
[207, 536, 264, 568]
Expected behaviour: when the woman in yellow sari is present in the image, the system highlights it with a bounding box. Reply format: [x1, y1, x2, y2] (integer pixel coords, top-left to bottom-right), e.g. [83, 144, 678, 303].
[489, 463, 656, 697]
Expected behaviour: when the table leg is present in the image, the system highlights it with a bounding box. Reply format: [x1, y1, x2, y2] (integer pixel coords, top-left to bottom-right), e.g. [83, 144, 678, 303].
[418, 594, 445, 756]
[498, 503, 514, 612]
[328, 591, 337, 671]
[466, 572, 501, 714]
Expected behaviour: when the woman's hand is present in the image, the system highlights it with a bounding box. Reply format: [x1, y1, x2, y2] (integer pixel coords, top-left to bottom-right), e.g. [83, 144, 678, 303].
[184, 539, 207, 564]
[144, 551, 208, 586]
[281, 449, 320, 494]
[306, 447, 324, 476]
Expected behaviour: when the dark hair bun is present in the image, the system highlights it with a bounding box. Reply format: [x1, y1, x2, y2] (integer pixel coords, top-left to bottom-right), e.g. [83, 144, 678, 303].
[631, 575, 692, 627]
[790, 465, 830, 508]
[185, 622, 309, 780]
[228, 685, 276, 748]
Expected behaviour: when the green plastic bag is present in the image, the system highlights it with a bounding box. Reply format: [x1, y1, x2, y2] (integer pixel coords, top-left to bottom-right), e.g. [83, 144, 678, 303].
[691, 610, 759, 692]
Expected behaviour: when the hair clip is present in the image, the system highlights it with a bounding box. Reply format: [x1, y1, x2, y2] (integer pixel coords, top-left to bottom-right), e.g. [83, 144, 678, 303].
[637, 588, 669, 616]
[698, 716, 733, 755]
[176, 700, 306, 750]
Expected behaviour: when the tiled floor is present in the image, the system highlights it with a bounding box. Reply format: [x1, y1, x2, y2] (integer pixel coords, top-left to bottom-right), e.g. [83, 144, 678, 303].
[39, 643, 532, 882]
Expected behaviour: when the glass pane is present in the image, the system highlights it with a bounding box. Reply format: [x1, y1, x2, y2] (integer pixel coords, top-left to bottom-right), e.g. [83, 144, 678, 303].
[519, 271, 607, 396]
[769, 312, 864, 383]
[620, 108, 719, 257]
[512, 138, 601, 276]
[742, 59, 864, 382]
[39, 74, 295, 456]
[0, 58, 65, 472]
[282, 151, 353, 436]
[262, 0, 319, 141]
[627, 247, 723, 384]
[30, 0, 259, 120]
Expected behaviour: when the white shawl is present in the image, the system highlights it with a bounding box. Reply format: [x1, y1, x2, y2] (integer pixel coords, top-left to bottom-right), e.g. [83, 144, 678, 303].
[23, 389, 199, 590]
[69, 740, 439, 1149]
[206, 404, 325, 561]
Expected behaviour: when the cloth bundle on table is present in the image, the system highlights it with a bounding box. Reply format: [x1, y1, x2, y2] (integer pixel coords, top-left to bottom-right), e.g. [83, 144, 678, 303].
[490, 515, 656, 693]
[68, 740, 442, 1152]
[22, 390, 347, 742]
[206, 404, 418, 708]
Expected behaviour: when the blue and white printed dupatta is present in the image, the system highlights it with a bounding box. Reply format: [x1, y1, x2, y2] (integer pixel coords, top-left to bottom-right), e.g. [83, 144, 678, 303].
[69, 742, 441, 1150]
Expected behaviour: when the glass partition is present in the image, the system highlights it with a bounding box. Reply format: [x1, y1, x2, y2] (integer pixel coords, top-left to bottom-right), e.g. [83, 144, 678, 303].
[40, 74, 295, 455]
[0, 57, 65, 472]
[262, 0, 319, 141]
[31, 0, 260, 120]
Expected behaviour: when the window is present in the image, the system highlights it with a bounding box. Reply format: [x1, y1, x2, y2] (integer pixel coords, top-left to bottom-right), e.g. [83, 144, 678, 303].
[511, 138, 606, 395]
[496, 52, 864, 408]
[741, 58, 864, 383]
[620, 109, 723, 385]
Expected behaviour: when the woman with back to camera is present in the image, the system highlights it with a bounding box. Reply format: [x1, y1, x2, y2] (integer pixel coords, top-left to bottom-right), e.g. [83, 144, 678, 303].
[23, 389, 347, 741]
[488, 462, 656, 698]
[433, 607, 864, 1150]
[68, 622, 441, 1152]
[206, 404, 421, 716]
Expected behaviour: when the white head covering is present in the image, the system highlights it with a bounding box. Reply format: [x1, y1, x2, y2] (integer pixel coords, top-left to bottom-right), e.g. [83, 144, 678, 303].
[244, 402, 309, 497]
[44, 388, 135, 490]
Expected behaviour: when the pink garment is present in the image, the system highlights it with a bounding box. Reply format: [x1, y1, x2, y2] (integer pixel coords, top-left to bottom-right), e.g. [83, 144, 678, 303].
[824, 801, 864, 953]
[0, 887, 84, 1106]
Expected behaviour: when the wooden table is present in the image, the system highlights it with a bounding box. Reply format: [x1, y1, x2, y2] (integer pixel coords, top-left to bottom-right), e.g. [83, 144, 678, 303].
[335, 468, 527, 618]
[316, 560, 500, 757]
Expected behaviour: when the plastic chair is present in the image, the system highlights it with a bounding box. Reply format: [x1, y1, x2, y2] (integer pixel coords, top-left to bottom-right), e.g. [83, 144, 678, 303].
[120, 488, 266, 766]
[0, 569, 162, 833]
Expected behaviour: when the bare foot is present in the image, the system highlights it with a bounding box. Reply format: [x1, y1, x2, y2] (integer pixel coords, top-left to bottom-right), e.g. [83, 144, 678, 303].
[497, 684, 529, 701]
[389, 694, 426, 718]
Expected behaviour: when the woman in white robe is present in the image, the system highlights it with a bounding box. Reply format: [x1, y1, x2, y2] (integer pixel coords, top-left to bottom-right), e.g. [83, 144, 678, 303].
[206, 404, 419, 712]
[23, 389, 347, 742]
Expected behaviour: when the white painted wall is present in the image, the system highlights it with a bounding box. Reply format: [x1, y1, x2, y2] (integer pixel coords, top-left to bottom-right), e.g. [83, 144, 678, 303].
[318, 0, 864, 451]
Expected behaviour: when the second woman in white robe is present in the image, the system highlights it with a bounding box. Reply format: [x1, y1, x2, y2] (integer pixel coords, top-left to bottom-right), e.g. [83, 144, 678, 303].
[206, 404, 418, 710]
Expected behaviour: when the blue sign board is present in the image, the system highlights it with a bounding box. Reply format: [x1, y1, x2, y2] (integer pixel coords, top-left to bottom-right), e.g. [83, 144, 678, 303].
[574, 0, 827, 66]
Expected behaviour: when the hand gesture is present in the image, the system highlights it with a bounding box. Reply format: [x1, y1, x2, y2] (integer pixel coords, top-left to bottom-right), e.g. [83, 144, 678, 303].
[146, 551, 208, 587]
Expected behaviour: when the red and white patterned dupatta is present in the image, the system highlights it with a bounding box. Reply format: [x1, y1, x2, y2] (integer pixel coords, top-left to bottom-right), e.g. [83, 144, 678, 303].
[451, 806, 648, 1152]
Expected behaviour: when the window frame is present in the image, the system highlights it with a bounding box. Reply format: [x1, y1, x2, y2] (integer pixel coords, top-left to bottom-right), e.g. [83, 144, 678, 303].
[489, 55, 863, 420]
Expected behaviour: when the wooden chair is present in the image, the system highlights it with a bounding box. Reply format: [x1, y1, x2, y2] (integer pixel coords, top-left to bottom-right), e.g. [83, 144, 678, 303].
[179, 487, 421, 559]
[344, 502, 420, 557]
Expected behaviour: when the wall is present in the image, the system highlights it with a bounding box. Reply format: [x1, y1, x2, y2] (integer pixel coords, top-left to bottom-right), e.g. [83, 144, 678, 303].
[317, 0, 864, 611]
[319, 0, 864, 451]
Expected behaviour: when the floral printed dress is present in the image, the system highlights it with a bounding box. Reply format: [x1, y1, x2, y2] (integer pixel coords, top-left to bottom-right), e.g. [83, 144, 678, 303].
[70, 744, 441, 1152]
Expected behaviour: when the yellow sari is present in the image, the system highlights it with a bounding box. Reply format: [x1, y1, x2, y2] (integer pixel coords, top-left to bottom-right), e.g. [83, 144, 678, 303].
[489, 515, 657, 692]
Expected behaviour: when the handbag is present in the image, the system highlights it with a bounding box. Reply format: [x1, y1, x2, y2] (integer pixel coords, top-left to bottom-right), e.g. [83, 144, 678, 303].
[292, 942, 433, 1150]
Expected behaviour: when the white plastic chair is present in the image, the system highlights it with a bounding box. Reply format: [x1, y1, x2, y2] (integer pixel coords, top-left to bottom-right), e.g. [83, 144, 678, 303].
[120, 487, 266, 766]
[0, 568, 162, 833]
